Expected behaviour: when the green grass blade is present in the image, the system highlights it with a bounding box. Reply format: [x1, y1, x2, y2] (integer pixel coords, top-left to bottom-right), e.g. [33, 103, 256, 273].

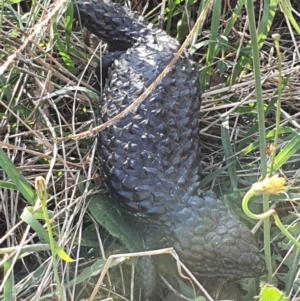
[64, 3, 74, 52]
[206, 0, 221, 65]
[165, 0, 177, 33]
[21, 208, 73, 263]
[0, 180, 18, 190]
[26, 206, 55, 220]
[0, 75, 13, 101]
[3, 258, 13, 301]
[0, 148, 36, 205]
[237, 74, 291, 152]
[241, 127, 293, 155]
[52, 19, 76, 74]
[176, 0, 194, 43]
[271, 131, 300, 171]
[87, 193, 143, 251]
[68, 258, 121, 286]
[199, 163, 233, 189]
[222, 0, 245, 36]
[78, 178, 143, 252]
[13, 263, 47, 298]
[37, 258, 121, 300]
[232, 0, 277, 81]
[279, 0, 300, 35]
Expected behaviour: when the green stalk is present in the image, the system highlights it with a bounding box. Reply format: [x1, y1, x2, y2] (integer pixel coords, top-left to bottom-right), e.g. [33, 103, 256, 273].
[242, 185, 300, 250]
[269, 34, 282, 174]
[245, 0, 272, 282]
[35, 177, 64, 300]
[166, 0, 176, 33]
[3, 257, 13, 301]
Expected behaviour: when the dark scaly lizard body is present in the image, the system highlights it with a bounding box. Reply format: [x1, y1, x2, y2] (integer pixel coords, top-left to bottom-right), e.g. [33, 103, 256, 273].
[75, 0, 264, 285]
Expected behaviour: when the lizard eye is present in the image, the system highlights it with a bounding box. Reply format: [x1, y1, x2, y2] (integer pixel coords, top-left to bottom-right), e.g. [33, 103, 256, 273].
[222, 258, 235, 268]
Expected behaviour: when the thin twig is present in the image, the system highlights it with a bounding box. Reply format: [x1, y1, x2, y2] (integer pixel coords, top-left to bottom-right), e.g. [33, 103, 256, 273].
[69, 0, 214, 141]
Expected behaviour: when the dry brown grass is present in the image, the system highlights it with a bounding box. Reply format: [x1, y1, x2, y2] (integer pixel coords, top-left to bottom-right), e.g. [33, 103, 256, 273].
[1, 0, 300, 300]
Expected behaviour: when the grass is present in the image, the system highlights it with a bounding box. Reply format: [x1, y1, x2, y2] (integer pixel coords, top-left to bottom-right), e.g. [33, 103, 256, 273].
[1, 0, 300, 300]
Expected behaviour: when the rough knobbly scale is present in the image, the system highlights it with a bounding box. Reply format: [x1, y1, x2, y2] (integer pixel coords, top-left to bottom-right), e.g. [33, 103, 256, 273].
[74, 0, 265, 297]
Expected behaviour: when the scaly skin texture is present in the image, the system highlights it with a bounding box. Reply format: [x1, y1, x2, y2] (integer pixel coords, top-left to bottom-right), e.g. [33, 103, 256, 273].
[75, 0, 265, 279]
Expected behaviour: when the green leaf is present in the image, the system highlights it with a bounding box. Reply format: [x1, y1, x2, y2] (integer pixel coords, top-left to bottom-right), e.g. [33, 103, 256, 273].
[241, 127, 292, 155]
[176, 276, 206, 300]
[52, 19, 76, 74]
[272, 130, 300, 171]
[176, 0, 194, 43]
[0, 148, 36, 205]
[0, 180, 18, 190]
[198, 164, 232, 189]
[240, 278, 261, 301]
[279, 0, 300, 35]
[13, 263, 47, 297]
[78, 179, 143, 252]
[277, 223, 300, 293]
[232, 0, 278, 81]
[37, 258, 122, 300]
[21, 208, 73, 263]
[0, 75, 12, 101]
[87, 193, 143, 251]
[26, 206, 55, 221]
[68, 258, 123, 286]
[206, 0, 221, 65]
[0, 0, 22, 6]
[3, 259, 13, 301]
[260, 283, 289, 301]
[64, 3, 74, 52]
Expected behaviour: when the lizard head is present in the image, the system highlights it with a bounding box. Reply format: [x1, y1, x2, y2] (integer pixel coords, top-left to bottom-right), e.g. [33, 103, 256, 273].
[171, 192, 265, 278]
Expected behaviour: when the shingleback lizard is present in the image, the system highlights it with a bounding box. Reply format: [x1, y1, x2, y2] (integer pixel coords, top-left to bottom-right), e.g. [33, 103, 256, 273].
[74, 0, 265, 295]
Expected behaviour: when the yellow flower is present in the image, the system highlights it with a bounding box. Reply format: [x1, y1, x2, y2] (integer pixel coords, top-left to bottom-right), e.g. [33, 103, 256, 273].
[252, 175, 286, 196]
